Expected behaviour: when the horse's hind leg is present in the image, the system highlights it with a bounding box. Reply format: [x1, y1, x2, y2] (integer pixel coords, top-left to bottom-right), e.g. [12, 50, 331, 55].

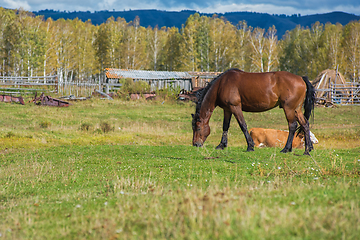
[216, 110, 232, 150]
[230, 105, 254, 152]
[281, 109, 298, 153]
[295, 110, 313, 155]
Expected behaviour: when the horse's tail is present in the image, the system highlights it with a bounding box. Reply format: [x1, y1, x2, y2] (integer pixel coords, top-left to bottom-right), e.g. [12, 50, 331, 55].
[302, 76, 315, 121]
[296, 76, 315, 136]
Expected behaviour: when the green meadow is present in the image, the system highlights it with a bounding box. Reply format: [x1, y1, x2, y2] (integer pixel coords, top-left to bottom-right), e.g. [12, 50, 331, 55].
[1, 98, 359, 239]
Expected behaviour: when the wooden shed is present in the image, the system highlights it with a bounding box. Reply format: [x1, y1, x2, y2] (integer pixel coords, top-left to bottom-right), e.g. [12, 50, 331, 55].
[105, 68, 193, 91]
[188, 71, 222, 89]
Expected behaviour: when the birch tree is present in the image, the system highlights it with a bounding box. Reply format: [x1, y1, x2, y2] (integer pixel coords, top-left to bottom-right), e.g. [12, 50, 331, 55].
[322, 23, 343, 70]
[161, 27, 181, 71]
[265, 25, 278, 71]
[180, 13, 199, 71]
[343, 21, 360, 82]
[233, 20, 250, 71]
[209, 16, 237, 71]
[147, 26, 167, 70]
[249, 27, 265, 72]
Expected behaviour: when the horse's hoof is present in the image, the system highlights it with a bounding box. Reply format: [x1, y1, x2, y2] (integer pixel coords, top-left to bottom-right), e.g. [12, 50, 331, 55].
[215, 144, 226, 150]
[247, 147, 254, 152]
[303, 149, 312, 156]
[280, 148, 291, 153]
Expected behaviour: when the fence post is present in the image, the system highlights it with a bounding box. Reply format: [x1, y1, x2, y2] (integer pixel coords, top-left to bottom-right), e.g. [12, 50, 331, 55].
[330, 82, 333, 104]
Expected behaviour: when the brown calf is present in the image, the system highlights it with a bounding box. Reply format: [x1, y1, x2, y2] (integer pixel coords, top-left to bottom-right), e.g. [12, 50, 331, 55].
[249, 128, 318, 149]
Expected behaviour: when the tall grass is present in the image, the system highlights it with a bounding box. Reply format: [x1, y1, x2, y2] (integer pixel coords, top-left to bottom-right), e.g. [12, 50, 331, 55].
[0, 99, 359, 239]
[0, 98, 359, 150]
[0, 145, 359, 239]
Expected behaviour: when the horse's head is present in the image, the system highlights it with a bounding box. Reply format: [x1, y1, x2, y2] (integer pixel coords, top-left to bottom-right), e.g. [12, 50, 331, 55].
[191, 113, 210, 147]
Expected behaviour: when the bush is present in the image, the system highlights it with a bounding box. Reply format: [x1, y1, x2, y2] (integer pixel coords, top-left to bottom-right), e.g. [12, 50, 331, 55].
[4, 131, 16, 138]
[93, 128, 103, 135]
[117, 78, 151, 96]
[155, 83, 181, 101]
[80, 123, 93, 131]
[100, 122, 114, 133]
[39, 121, 51, 129]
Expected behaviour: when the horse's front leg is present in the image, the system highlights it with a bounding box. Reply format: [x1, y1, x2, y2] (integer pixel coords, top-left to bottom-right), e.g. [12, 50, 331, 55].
[216, 110, 232, 150]
[230, 106, 254, 152]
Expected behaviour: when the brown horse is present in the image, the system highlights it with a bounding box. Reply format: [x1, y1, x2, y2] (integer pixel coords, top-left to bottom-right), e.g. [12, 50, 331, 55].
[192, 68, 315, 155]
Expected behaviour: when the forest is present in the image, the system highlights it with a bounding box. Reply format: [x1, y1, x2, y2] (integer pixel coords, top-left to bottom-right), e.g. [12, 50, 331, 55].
[0, 7, 360, 83]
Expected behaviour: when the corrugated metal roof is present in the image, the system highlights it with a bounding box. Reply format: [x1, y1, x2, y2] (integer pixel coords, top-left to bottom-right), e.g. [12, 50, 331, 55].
[105, 68, 193, 80]
[188, 71, 222, 77]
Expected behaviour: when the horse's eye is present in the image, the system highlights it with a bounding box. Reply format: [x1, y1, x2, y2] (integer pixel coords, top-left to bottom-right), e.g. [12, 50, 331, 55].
[197, 128, 201, 131]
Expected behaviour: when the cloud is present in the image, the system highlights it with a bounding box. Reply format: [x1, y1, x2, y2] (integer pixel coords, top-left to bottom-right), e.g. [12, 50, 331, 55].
[196, 2, 360, 15]
[2, 0, 31, 10]
[1, 0, 360, 15]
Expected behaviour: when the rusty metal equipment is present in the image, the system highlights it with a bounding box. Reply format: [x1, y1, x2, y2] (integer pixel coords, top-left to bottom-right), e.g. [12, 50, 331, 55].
[178, 88, 203, 102]
[31, 92, 71, 107]
[0, 94, 25, 105]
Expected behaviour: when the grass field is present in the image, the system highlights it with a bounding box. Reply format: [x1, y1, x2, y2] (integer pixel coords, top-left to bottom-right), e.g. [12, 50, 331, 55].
[1, 97, 359, 239]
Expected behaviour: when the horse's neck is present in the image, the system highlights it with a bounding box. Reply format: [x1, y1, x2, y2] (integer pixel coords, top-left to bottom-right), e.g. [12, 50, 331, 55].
[199, 88, 216, 123]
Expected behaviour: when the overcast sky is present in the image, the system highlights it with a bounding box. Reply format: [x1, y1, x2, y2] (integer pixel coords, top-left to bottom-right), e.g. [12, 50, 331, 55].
[1, 0, 360, 16]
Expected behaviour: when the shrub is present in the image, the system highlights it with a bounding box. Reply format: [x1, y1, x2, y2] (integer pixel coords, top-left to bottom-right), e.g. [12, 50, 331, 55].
[39, 121, 51, 128]
[93, 128, 103, 135]
[80, 123, 93, 131]
[117, 78, 151, 95]
[156, 83, 182, 101]
[100, 122, 114, 133]
[4, 131, 16, 138]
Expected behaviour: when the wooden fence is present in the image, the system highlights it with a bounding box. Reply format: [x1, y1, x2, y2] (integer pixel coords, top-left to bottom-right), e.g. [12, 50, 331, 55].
[0, 75, 58, 94]
[316, 82, 360, 105]
[0, 75, 100, 97]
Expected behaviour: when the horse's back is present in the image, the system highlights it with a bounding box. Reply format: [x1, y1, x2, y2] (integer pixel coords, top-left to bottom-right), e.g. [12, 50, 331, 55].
[216, 69, 306, 112]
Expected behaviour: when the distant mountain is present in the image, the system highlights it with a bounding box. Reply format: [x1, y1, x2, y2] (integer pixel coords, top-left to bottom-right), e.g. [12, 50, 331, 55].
[33, 9, 360, 37]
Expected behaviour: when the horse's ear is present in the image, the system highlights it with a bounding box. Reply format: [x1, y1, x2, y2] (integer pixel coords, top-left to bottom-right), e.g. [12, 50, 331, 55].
[191, 114, 194, 118]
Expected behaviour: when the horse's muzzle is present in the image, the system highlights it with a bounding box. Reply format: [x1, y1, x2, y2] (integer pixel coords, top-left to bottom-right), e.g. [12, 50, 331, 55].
[193, 142, 203, 147]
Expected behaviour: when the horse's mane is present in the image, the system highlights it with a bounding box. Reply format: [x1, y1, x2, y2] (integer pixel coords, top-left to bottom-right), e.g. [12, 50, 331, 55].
[192, 68, 241, 127]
